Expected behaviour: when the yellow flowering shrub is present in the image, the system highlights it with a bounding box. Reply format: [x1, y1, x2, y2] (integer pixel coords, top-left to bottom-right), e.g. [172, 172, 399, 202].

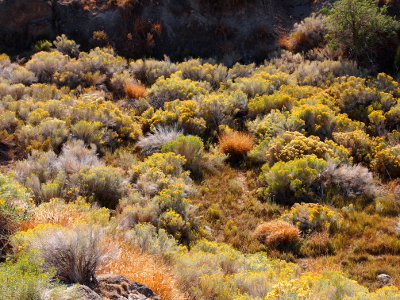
[372, 145, 400, 180]
[264, 131, 350, 166]
[281, 202, 343, 234]
[147, 72, 210, 108]
[149, 99, 206, 135]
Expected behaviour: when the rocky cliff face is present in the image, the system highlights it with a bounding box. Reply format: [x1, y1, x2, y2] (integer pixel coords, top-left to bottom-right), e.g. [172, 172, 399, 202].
[0, 0, 327, 62]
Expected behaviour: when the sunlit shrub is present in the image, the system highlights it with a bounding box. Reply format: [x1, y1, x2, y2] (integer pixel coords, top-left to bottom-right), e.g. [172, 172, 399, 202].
[150, 99, 206, 135]
[13, 224, 118, 287]
[333, 130, 379, 164]
[247, 109, 304, 142]
[248, 92, 295, 116]
[177, 59, 228, 89]
[71, 165, 125, 208]
[218, 131, 255, 157]
[281, 202, 343, 234]
[0, 110, 20, 133]
[57, 140, 101, 174]
[264, 131, 350, 166]
[230, 71, 293, 98]
[137, 124, 183, 155]
[0, 250, 54, 300]
[26, 51, 68, 82]
[53, 34, 80, 57]
[227, 62, 255, 79]
[318, 163, 377, 204]
[130, 152, 192, 197]
[199, 91, 248, 132]
[0, 173, 31, 259]
[254, 220, 301, 250]
[125, 82, 147, 99]
[161, 134, 205, 176]
[70, 120, 106, 148]
[124, 223, 184, 259]
[373, 145, 400, 180]
[78, 47, 127, 77]
[260, 155, 328, 203]
[130, 58, 177, 86]
[147, 72, 210, 108]
[289, 13, 328, 52]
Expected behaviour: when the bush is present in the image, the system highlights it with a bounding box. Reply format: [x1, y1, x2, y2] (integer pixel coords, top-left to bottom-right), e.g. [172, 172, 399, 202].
[218, 131, 254, 157]
[130, 58, 177, 86]
[289, 13, 328, 52]
[14, 224, 118, 287]
[147, 72, 210, 109]
[318, 163, 377, 205]
[161, 134, 204, 176]
[199, 90, 248, 133]
[0, 250, 54, 300]
[260, 155, 328, 203]
[373, 145, 400, 180]
[26, 51, 68, 83]
[125, 83, 147, 99]
[263, 131, 350, 166]
[53, 34, 80, 57]
[149, 99, 207, 136]
[0, 174, 31, 259]
[281, 202, 343, 234]
[72, 165, 125, 208]
[253, 220, 301, 251]
[137, 125, 183, 155]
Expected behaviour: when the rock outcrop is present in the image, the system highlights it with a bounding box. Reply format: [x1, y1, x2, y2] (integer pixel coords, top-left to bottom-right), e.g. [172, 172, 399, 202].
[63, 274, 161, 300]
[0, 0, 330, 62]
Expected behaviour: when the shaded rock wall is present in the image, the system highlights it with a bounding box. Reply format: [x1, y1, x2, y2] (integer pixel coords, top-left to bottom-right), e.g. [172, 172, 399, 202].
[0, 0, 328, 62]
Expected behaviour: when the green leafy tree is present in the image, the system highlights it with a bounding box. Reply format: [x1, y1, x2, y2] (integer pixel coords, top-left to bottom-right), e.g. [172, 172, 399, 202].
[325, 0, 399, 64]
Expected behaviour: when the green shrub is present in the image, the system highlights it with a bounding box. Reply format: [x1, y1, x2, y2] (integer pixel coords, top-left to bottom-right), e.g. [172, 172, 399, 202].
[161, 134, 204, 176]
[72, 165, 125, 208]
[0, 250, 54, 300]
[260, 155, 328, 203]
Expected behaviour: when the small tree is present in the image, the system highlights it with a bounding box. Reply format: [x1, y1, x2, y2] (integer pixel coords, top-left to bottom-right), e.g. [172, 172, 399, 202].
[325, 0, 399, 64]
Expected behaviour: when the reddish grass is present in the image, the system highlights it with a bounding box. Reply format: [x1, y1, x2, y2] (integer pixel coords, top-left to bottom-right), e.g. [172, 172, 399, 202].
[254, 220, 301, 248]
[218, 131, 254, 156]
[125, 83, 147, 99]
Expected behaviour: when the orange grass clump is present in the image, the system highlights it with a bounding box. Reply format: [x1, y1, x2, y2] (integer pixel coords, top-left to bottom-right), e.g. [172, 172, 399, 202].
[100, 242, 188, 300]
[254, 220, 301, 248]
[125, 83, 147, 99]
[218, 131, 255, 156]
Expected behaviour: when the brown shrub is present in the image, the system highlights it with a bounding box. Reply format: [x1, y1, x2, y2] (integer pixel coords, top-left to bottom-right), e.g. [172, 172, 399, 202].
[125, 83, 147, 99]
[254, 220, 301, 249]
[218, 131, 254, 157]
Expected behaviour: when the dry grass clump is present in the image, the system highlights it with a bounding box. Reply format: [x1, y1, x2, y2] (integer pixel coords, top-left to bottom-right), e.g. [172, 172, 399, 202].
[125, 83, 147, 99]
[218, 131, 254, 157]
[254, 220, 301, 249]
[100, 243, 187, 300]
